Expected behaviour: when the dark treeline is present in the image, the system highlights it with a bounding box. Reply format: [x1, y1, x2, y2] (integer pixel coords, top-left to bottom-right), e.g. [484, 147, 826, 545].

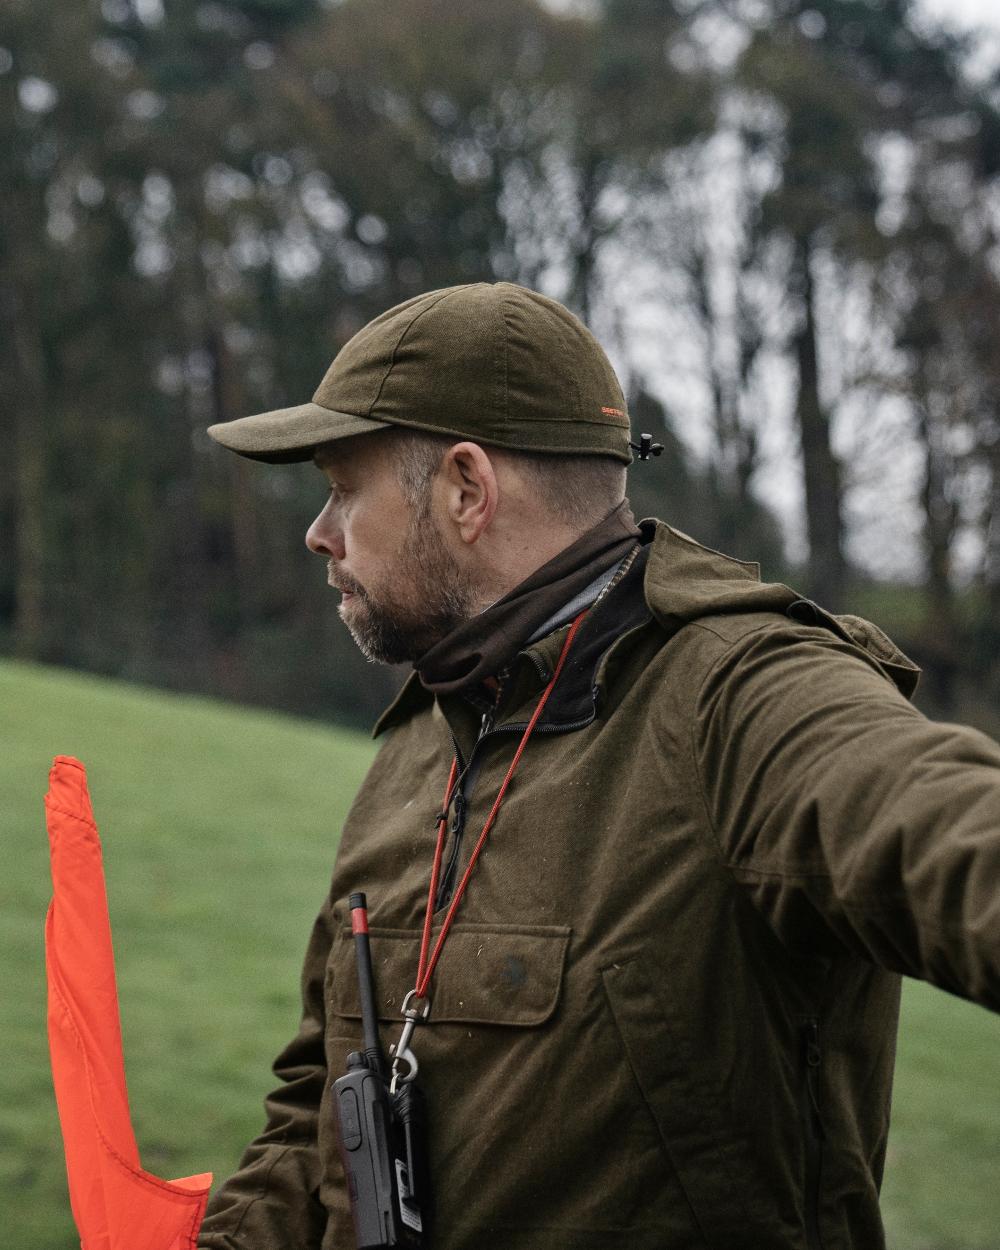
[3, 0, 1000, 731]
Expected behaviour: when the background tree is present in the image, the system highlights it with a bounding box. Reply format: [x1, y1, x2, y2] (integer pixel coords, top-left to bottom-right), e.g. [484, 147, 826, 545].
[3, 0, 1000, 731]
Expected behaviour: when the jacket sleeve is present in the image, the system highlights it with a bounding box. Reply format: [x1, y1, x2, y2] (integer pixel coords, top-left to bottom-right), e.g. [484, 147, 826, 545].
[197, 895, 334, 1250]
[694, 624, 1000, 1009]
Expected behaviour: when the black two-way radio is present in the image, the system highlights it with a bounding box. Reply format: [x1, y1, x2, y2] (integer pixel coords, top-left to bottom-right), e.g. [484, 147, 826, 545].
[332, 893, 428, 1249]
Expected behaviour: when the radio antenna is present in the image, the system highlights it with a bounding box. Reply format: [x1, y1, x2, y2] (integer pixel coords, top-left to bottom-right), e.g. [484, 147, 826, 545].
[349, 892, 386, 1078]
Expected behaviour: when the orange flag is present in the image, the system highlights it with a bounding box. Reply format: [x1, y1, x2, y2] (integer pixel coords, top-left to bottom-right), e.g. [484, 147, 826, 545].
[45, 755, 211, 1250]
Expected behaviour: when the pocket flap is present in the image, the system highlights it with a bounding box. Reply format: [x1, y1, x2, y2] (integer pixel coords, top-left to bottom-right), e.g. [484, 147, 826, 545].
[327, 922, 571, 1027]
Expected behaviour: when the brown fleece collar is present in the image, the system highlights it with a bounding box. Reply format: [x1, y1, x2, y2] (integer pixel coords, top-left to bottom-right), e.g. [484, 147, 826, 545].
[415, 501, 641, 695]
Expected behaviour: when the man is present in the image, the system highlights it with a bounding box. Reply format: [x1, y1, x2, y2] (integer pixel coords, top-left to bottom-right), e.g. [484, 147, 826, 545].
[200, 282, 1000, 1250]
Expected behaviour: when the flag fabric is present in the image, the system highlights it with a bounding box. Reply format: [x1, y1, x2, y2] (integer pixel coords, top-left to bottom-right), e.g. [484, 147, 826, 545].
[45, 754, 211, 1250]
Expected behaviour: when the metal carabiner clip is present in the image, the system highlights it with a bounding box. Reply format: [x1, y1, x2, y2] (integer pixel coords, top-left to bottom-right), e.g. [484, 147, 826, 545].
[389, 989, 431, 1094]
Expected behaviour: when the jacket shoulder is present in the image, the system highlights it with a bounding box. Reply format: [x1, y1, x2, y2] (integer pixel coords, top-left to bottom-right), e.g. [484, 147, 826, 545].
[641, 521, 920, 700]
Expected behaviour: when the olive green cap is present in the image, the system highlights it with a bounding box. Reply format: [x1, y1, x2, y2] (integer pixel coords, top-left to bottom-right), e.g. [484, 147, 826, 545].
[207, 282, 632, 464]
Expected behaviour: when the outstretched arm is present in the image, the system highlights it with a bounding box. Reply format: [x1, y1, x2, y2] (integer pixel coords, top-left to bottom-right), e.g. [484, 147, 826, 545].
[695, 624, 1000, 1007]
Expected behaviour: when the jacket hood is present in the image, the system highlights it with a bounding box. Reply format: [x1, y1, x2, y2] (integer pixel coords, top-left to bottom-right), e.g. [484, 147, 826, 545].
[642, 521, 920, 699]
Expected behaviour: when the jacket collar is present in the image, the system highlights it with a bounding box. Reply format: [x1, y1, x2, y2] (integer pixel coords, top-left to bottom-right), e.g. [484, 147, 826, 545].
[373, 525, 654, 740]
[414, 501, 640, 694]
[373, 519, 921, 738]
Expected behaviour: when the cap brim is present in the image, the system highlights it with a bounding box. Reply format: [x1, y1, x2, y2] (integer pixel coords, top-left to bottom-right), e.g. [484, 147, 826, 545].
[207, 402, 393, 464]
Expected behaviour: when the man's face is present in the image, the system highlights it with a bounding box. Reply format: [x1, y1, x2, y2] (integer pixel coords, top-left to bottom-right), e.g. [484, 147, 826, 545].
[305, 434, 473, 664]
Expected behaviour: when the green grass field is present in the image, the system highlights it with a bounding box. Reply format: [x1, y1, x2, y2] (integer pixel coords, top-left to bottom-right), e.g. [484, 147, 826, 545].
[3, 659, 998, 1248]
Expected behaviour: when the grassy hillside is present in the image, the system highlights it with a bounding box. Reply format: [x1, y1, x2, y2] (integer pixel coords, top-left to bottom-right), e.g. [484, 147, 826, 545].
[3, 660, 998, 1248]
[2, 658, 376, 1247]
[882, 986, 1000, 1248]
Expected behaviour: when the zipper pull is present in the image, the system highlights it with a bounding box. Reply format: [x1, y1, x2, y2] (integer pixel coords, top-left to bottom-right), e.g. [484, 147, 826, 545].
[805, 1019, 821, 1068]
[451, 790, 466, 832]
[803, 1019, 825, 1137]
[478, 672, 505, 740]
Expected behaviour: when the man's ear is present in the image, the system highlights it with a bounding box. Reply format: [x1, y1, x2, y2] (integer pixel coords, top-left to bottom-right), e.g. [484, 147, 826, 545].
[439, 442, 498, 544]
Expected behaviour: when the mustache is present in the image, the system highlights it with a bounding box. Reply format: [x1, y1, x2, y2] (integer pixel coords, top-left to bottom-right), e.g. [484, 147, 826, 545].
[327, 562, 365, 596]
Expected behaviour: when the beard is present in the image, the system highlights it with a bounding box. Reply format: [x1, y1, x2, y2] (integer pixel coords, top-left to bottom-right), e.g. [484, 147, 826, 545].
[332, 511, 478, 665]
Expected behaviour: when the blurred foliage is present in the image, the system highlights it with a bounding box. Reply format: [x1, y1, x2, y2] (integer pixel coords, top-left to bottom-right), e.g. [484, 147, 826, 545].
[2, 0, 1000, 730]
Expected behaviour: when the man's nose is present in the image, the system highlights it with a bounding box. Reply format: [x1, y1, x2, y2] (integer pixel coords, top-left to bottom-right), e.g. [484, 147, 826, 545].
[305, 502, 345, 560]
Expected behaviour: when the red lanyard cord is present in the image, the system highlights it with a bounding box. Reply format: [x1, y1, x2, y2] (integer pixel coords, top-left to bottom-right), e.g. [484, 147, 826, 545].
[414, 609, 587, 1000]
[415, 756, 459, 991]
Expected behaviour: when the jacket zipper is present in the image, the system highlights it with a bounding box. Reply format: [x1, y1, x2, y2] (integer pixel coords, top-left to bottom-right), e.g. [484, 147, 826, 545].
[432, 674, 598, 911]
[434, 790, 467, 910]
[434, 710, 490, 911]
[801, 1018, 825, 1250]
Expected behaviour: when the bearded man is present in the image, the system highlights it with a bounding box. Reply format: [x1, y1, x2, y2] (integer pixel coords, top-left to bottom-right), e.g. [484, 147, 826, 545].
[199, 282, 1000, 1250]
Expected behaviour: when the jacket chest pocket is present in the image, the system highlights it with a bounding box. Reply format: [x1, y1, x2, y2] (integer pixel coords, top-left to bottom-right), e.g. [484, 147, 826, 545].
[325, 920, 571, 1028]
[322, 921, 575, 1236]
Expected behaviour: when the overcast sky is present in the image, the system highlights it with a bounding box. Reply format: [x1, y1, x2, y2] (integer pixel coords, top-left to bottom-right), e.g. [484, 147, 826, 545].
[636, 0, 1000, 578]
[918, 0, 1000, 74]
[920, 0, 1000, 29]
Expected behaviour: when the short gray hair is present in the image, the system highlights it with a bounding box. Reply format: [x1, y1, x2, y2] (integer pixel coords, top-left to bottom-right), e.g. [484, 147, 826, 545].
[389, 429, 626, 530]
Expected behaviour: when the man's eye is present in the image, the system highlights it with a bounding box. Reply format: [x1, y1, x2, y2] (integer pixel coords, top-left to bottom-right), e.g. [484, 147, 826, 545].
[326, 483, 352, 507]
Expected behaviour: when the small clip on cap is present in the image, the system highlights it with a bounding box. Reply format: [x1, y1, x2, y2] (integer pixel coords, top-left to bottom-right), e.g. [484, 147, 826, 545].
[629, 433, 664, 461]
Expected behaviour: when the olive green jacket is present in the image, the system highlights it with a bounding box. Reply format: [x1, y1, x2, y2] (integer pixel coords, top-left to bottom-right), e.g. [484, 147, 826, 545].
[199, 522, 1000, 1250]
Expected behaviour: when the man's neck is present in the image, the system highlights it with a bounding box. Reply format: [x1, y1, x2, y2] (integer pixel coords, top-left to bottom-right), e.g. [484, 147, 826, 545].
[464, 522, 596, 617]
